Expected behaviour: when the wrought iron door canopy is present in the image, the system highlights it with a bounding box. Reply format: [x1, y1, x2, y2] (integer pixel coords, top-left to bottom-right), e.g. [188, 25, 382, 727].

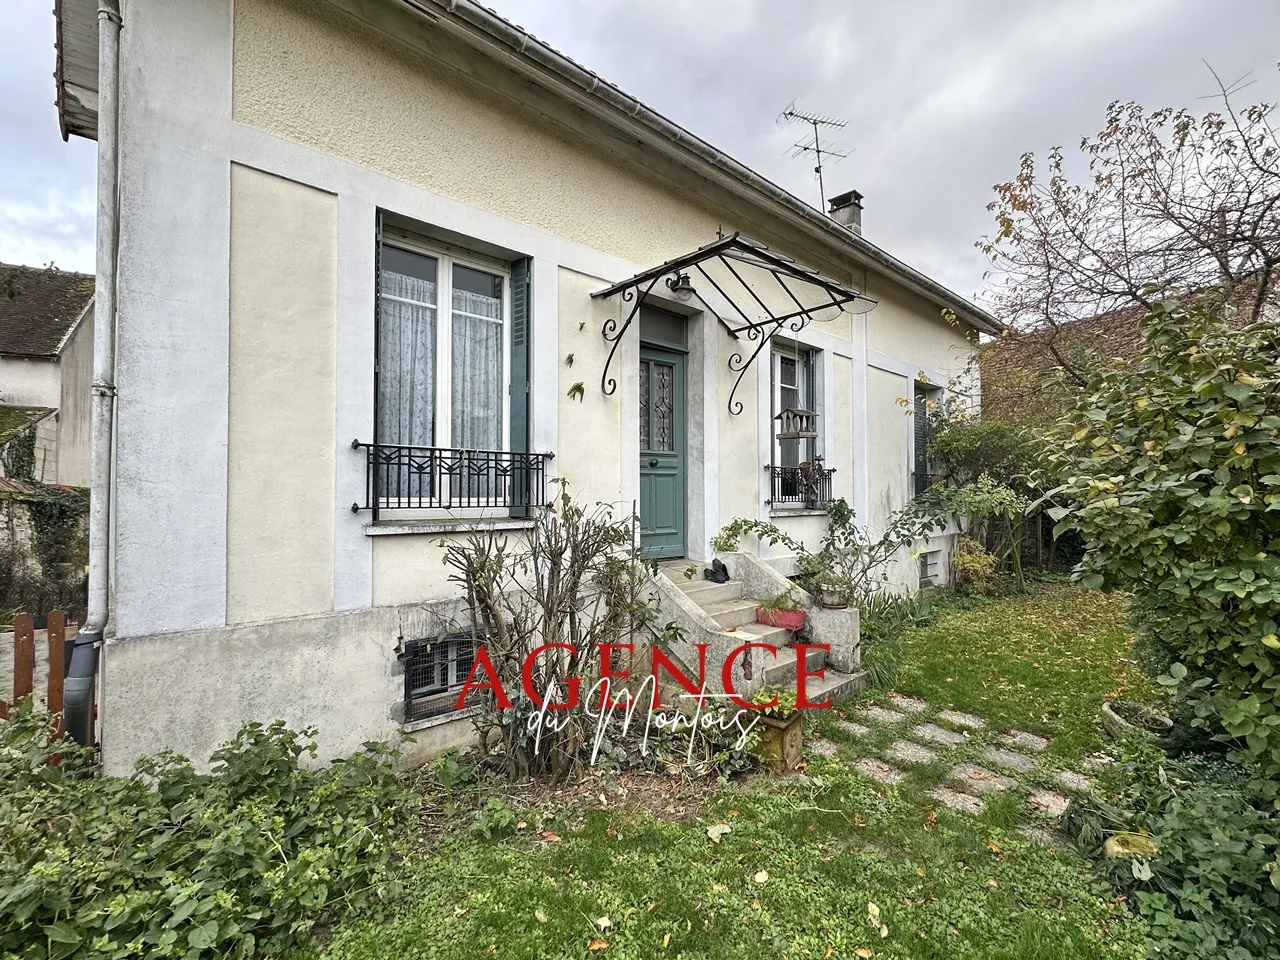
[591, 233, 876, 414]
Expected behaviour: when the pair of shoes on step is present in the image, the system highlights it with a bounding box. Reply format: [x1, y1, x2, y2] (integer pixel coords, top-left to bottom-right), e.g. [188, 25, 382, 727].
[703, 558, 730, 583]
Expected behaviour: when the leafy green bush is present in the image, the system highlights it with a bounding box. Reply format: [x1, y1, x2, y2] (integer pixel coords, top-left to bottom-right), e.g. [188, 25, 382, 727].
[1048, 300, 1280, 792]
[1065, 741, 1280, 959]
[952, 534, 998, 593]
[0, 703, 416, 959]
[926, 416, 1039, 488]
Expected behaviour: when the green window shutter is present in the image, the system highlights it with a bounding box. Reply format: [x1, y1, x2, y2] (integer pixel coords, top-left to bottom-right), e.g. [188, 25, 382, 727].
[509, 257, 532, 515]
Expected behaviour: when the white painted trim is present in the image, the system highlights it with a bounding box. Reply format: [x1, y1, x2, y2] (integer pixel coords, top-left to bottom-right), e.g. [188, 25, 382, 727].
[333, 196, 377, 610]
[754, 350, 772, 556]
[530, 258, 558, 477]
[867, 348, 946, 389]
[852, 313, 869, 524]
[365, 517, 536, 536]
[227, 123, 645, 305]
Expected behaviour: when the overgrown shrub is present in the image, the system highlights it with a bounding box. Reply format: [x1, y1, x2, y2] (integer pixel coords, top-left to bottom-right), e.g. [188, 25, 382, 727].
[440, 486, 655, 783]
[926, 416, 1038, 488]
[951, 535, 998, 593]
[0, 704, 415, 959]
[1064, 741, 1280, 959]
[1049, 300, 1280, 792]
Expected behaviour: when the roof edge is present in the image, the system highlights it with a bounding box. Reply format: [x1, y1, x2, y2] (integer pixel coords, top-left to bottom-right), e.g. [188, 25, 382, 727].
[416, 0, 1002, 334]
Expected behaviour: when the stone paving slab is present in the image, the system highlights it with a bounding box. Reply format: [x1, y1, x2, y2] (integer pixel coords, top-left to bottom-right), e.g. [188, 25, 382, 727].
[981, 746, 1037, 773]
[911, 723, 967, 749]
[1017, 825, 1067, 846]
[1054, 770, 1092, 793]
[928, 786, 984, 815]
[854, 757, 906, 785]
[884, 739, 937, 765]
[809, 739, 839, 757]
[887, 693, 928, 714]
[838, 720, 871, 737]
[1002, 730, 1050, 753]
[856, 705, 908, 726]
[950, 764, 1015, 795]
[1027, 789, 1070, 818]
[936, 709, 985, 730]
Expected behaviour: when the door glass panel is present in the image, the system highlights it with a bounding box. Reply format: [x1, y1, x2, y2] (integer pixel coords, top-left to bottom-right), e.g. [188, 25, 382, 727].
[654, 363, 674, 452]
[639, 362, 651, 450]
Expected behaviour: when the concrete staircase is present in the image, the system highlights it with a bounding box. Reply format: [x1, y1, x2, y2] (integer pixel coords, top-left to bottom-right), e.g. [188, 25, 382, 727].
[658, 561, 867, 706]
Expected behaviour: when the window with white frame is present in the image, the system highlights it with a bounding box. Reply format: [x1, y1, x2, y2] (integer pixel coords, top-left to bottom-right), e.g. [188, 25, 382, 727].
[377, 235, 509, 454]
[770, 344, 828, 506]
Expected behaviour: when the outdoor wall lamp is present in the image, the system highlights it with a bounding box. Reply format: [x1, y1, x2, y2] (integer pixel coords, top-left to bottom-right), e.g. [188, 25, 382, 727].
[666, 271, 695, 302]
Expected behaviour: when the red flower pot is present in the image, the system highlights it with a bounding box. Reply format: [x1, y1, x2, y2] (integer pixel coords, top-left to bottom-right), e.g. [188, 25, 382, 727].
[756, 607, 806, 632]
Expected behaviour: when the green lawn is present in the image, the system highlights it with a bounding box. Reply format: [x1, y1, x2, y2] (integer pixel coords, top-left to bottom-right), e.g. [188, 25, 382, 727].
[308, 586, 1156, 960]
[896, 584, 1157, 763]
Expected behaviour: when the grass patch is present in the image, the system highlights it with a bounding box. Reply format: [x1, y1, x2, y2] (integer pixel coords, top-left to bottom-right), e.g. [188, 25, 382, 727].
[312, 761, 1145, 960]
[895, 584, 1158, 763]
[306, 585, 1159, 959]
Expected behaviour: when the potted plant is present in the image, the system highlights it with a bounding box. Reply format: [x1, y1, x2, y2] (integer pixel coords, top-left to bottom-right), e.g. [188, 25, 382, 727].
[748, 687, 803, 773]
[756, 588, 806, 631]
[814, 577, 847, 610]
[1101, 700, 1176, 749]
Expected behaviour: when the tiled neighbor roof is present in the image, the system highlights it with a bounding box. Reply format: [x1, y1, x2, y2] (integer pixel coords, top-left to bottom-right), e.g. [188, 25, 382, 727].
[981, 295, 1273, 425]
[0, 264, 94, 358]
[0, 406, 56, 444]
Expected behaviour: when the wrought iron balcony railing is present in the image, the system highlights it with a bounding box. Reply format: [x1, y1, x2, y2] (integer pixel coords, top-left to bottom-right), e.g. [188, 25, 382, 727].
[352, 442, 554, 519]
[768, 463, 835, 508]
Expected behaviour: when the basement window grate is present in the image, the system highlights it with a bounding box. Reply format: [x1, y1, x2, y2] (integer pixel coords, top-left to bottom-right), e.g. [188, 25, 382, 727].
[919, 550, 941, 587]
[403, 633, 481, 722]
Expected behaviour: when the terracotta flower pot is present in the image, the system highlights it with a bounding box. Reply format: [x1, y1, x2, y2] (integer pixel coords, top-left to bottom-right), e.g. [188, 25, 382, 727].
[757, 607, 806, 632]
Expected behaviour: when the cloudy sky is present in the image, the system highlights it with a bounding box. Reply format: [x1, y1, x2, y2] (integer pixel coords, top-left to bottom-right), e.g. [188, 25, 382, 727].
[2, 0, 1278, 301]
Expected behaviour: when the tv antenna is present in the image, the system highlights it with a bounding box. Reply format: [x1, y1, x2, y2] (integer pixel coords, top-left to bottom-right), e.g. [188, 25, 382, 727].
[777, 101, 849, 211]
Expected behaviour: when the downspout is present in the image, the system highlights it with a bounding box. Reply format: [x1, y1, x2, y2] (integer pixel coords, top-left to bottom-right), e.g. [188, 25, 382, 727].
[65, 0, 122, 747]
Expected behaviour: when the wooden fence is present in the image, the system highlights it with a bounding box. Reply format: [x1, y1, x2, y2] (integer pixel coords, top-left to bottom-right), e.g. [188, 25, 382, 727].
[0, 611, 82, 737]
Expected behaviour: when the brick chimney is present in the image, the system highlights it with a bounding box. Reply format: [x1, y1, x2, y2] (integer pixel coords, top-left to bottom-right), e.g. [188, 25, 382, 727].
[828, 189, 863, 235]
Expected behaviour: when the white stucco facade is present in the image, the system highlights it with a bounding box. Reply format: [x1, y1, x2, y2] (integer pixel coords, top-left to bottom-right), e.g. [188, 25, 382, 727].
[76, 0, 992, 772]
[0, 356, 61, 409]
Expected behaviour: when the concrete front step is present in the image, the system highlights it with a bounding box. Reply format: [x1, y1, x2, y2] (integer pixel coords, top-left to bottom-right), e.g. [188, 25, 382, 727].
[676, 579, 745, 605]
[802, 668, 870, 708]
[704, 598, 762, 630]
[761, 643, 826, 686]
[730, 623, 790, 647]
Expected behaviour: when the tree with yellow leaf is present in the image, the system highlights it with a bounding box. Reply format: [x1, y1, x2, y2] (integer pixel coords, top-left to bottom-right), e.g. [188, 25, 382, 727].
[1048, 298, 1280, 793]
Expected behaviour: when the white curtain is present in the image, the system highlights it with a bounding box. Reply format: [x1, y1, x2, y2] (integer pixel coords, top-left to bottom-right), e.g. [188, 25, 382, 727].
[378, 270, 436, 501]
[451, 286, 503, 500]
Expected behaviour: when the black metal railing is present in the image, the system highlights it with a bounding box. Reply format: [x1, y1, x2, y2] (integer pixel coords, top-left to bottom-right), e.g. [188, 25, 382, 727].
[768, 464, 835, 507]
[352, 442, 554, 519]
[913, 471, 943, 497]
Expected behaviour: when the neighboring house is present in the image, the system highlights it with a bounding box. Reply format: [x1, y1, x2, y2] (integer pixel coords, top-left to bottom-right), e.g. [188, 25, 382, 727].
[0, 264, 95, 485]
[55, 0, 999, 772]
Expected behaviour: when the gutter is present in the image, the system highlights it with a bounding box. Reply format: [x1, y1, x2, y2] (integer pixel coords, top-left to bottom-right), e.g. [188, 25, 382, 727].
[65, 0, 121, 748]
[416, 0, 1002, 335]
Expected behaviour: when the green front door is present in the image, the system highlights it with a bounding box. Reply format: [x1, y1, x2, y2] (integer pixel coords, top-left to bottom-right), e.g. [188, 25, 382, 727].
[639, 345, 686, 558]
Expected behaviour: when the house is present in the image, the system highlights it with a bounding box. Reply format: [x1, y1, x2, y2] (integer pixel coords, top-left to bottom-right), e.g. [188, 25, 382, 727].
[54, 0, 999, 772]
[0, 264, 95, 485]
